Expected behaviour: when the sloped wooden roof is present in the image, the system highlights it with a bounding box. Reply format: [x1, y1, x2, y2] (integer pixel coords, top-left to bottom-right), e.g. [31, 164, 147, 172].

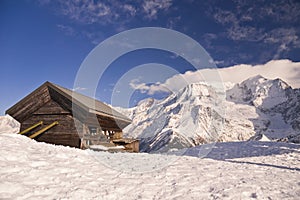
[49, 82, 131, 123]
[6, 81, 131, 125]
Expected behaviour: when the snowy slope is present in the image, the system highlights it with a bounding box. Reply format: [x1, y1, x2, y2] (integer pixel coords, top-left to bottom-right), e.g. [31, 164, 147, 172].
[0, 133, 299, 199]
[117, 76, 300, 152]
[0, 115, 20, 134]
[226, 75, 291, 109]
[227, 75, 300, 140]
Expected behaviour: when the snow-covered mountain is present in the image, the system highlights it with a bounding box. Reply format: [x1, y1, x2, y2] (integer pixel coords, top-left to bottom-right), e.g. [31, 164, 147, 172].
[227, 75, 300, 141]
[0, 115, 20, 134]
[117, 75, 300, 152]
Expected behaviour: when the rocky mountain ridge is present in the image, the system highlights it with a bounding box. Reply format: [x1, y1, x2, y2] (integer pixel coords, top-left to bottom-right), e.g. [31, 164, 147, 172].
[116, 75, 300, 152]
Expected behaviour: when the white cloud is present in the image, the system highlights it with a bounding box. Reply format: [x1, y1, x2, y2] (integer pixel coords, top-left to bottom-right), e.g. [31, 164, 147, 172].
[81, 31, 105, 45]
[129, 79, 170, 95]
[216, 59, 300, 88]
[59, 1, 112, 25]
[57, 24, 76, 36]
[142, 0, 173, 20]
[129, 79, 149, 94]
[213, 9, 236, 25]
[259, 0, 300, 23]
[212, 60, 225, 65]
[39, 0, 175, 45]
[123, 4, 137, 17]
[212, 9, 263, 42]
[72, 87, 87, 92]
[132, 60, 300, 95]
[166, 16, 181, 29]
[263, 28, 300, 59]
[40, 0, 173, 25]
[209, 0, 300, 58]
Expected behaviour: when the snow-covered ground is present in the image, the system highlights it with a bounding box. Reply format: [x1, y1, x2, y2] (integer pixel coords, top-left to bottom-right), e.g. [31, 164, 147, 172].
[0, 115, 20, 134]
[0, 133, 299, 199]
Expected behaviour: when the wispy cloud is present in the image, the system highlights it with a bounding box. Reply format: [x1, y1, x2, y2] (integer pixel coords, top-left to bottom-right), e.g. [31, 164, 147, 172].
[56, 1, 113, 25]
[39, 0, 173, 25]
[207, 0, 300, 60]
[72, 87, 87, 92]
[81, 30, 105, 45]
[258, 0, 300, 23]
[166, 16, 181, 29]
[38, 0, 175, 45]
[129, 78, 170, 95]
[142, 0, 173, 20]
[263, 28, 300, 59]
[212, 8, 262, 42]
[56, 24, 76, 36]
[122, 4, 137, 17]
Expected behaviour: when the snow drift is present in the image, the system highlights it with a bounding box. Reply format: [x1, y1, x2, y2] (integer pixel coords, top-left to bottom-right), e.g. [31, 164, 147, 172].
[0, 133, 299, 199]
[0, 115, 20, 134]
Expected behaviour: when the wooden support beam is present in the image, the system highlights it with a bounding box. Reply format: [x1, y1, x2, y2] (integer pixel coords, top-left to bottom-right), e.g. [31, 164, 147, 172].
[29, 121, 59, 139]
[19, 121, 43, 135]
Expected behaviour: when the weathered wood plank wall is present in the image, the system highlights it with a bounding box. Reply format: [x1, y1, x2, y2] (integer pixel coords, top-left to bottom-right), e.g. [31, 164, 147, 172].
[21, 99, 81, 148]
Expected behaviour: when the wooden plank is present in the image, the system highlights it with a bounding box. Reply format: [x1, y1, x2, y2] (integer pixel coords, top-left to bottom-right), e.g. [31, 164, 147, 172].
[48, 86, 89, 122]
[29, 121, 58, 139]
[21, 111, 81, 148]
[19, 121, 43, 135]
[34, 100, 70, 115]
[83, 113, 128, 131]
[6, 84, 51, 122]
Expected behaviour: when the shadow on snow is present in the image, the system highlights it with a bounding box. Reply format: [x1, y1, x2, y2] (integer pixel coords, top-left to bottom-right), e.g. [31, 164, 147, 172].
[180, 141, 300, 171]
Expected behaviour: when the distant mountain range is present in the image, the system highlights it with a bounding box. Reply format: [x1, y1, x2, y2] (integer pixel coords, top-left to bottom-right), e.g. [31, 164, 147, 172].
[116, 75, 300, 152]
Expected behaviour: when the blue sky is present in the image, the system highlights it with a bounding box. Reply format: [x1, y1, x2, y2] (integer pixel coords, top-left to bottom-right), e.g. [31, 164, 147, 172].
[1, 0, 300, 115]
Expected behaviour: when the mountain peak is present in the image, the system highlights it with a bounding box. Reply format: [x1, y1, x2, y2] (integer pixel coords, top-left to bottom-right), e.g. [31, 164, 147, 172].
[241, 75, 268, 87]
[118, 76, 299, 153]
[176, 82, 220, 102]
[241, 75, 290, 90]
[247, 74, 267, 81]
[227, 76, 292, 109]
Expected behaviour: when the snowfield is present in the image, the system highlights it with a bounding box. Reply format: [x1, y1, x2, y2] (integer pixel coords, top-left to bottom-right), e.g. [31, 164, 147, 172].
[0, 115, 19, 134]
[0, 133, 299, 199]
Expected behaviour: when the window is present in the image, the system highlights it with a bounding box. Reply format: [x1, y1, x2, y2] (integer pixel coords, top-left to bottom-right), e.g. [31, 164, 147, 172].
[89, 126, 97, 135]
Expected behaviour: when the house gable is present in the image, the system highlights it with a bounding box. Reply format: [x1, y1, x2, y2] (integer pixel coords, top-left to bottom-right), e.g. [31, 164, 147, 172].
[6, 82, 52, 122]
[33, 100, 71, 115]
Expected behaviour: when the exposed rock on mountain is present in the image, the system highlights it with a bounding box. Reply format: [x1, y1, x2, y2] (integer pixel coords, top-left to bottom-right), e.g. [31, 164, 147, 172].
[117, 76, 300, 152]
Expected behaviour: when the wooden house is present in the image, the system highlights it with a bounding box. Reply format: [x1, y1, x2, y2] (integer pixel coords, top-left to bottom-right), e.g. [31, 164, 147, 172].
[6, 81, 139, 152]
